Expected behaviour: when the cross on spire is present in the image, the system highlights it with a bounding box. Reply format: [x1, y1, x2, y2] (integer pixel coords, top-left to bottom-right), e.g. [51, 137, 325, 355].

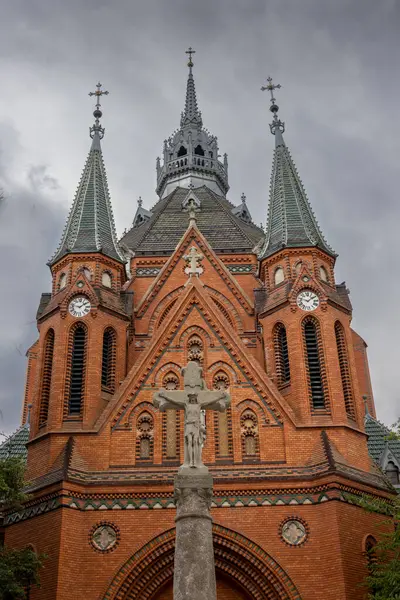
[261, 76, 281, 106]
[261, 76, 285, 136]
[185, 46, 196, 68]
[89, 82, 109, 140]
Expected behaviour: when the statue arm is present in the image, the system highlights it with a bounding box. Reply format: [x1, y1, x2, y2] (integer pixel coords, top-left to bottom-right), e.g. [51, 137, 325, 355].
[153, 391, 184, 411]
[200, 391, 230, 411]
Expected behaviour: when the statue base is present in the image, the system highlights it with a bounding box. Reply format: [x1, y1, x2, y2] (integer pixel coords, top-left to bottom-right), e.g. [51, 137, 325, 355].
[173, 470, 216, 600]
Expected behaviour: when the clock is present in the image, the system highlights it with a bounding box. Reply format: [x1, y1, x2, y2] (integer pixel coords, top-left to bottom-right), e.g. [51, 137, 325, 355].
[68, 296, 91, 317]
[296, 289, 319, 312]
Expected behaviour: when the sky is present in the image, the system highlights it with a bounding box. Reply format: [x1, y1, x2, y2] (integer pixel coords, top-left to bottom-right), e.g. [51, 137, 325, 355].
[0, 0, 399, 434]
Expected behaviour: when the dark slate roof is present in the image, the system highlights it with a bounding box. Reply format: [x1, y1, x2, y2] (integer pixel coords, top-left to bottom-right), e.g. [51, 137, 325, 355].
[260, 129, 336, 260]
[365, 413, 400, 464]
[120, 186, 264, 255]
[49, 132, 125, 265]
[0, 426, 29, 460]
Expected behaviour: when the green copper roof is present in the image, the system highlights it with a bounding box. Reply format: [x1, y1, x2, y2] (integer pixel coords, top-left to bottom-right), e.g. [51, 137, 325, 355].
[49, 132, 125, 266]
[365, 413, 400, 465]
[0, 425, 29, 461]
[259, 127, 336, 260]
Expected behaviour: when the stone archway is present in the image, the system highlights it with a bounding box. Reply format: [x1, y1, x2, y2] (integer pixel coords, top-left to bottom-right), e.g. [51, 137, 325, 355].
[103, 524, 302, 600]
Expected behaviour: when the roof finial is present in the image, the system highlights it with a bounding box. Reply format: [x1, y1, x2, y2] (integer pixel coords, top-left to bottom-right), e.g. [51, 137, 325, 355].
[261, 76, 285, 137]
[241, 192, 247, 204]
[185, 46, 196, 70]
[89, 82, 109, 141]
[137, 196, 143, 208]
[363, 394, 370, 417]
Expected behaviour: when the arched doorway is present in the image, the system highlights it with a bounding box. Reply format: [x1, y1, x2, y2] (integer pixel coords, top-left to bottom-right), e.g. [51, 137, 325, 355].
[104, 524, 302, 600]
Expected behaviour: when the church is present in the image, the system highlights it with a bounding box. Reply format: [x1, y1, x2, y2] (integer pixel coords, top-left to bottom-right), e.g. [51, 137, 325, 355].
[3, 49, 397, 599]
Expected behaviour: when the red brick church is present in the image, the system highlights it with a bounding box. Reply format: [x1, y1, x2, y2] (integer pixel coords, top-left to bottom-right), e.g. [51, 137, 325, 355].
[3, 52, 395, 599]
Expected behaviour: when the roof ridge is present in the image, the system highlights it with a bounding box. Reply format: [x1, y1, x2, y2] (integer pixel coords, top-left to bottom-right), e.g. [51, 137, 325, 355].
[207, 188, 260, 249]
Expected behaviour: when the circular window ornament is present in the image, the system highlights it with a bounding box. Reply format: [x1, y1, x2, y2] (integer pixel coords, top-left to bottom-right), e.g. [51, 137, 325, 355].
[281, 518, 308, 546]
[90, 522, 120, 553]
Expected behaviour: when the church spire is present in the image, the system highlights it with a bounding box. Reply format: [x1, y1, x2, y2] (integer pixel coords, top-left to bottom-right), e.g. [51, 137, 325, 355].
[180, 47, 202, 128]
[49, 83, 125, 266]
[259, 77, 335, 260]
[156, 49, 229, 199]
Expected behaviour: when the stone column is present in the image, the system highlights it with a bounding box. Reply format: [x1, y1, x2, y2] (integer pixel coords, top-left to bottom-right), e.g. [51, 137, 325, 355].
[173, 470, 216, 600]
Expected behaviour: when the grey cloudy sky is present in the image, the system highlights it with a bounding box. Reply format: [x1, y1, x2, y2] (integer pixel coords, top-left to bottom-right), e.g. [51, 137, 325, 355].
[0, 0, 399, 434]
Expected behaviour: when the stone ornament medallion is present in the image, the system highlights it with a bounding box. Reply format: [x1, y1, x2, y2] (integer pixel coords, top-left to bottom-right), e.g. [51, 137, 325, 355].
[90, 522, 120, 553]
[281, 518, 308, 546]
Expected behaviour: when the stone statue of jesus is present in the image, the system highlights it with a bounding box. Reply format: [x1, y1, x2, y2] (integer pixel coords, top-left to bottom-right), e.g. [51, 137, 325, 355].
[153, 361, 230, 470]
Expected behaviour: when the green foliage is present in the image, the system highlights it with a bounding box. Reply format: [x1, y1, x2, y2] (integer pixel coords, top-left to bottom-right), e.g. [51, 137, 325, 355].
[0, 458, 28, 510]
[0, 457, 45, 598]
[356, 494, 400, 600]
[386, 418, 400, 442]
[0, 547, 44, 600]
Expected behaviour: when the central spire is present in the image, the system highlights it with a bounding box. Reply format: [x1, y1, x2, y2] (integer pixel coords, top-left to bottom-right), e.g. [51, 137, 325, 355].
[181, 47, 202, 128]
[155, 49, 229, 199]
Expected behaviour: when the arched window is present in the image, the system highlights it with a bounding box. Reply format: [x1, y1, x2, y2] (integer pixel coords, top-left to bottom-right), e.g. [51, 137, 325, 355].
[177, 146, 187, 157]
[65, 324, 87, 416]
[194, 145, 204, 156]
[101, 328, 116, 393]
[82, 267, 91, 281]
[273, 323, 290, 386]
[102, 271, 112, 288]
[364, 536, 377, 573]
[162, 373, 180, 460]
[320, 266, 328, 282]
[39, 329, 55, 426]
[334, 321, 355, 418]
[241, 409, 259, 459]
[136, 412, 154, 461]
[187, 335, 203, 362]
[295, 261, 303, 275]
[303, 318, 328, 410]
[213, 373, 233, 458]
[59, 273, 67, 290]
[274, 267, 285, 286]
[385, 461, 400, 485]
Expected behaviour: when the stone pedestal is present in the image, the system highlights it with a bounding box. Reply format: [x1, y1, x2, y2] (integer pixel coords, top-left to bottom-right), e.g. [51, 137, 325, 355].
[173, 469, 216, 600]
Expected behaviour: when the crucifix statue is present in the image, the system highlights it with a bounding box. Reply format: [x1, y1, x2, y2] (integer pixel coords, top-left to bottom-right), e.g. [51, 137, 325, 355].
[153, 361, 230, 470]
[183, 246, 204, 278]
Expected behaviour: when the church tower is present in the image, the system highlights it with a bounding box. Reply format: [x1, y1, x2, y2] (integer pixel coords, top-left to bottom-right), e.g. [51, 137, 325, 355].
[4, 54, 394, 600]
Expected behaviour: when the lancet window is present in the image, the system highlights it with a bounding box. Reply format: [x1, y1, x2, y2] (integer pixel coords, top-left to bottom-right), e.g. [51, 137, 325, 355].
[320, 266, 329, 282]
[334, 321, 355, 419]
[241, 409, 259, 459]
[101, 327, 117, 393]
[303, 317, 329, 411]
[136, 412, 154, 461]
[274, 266, 285, 286]
[213, 372, 233, 459]
[65, 323, 87, 416]
[273, 323, 290, 387]
[39, 329, 55, 426]
[102, 271, 112, 288]
[59, 272, 67, 290]
[162, 372, 180, 460]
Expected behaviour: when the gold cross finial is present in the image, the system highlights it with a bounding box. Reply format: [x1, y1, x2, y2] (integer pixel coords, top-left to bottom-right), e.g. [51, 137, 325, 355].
[89, 82, 109, 110]
[261, 76, 281, 106]
[185, 47, 196, 68]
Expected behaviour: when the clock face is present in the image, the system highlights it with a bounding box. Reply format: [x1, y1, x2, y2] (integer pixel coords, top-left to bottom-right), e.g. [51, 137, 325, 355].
[68, 296, 91, 318]
[296, 289, 319, 312]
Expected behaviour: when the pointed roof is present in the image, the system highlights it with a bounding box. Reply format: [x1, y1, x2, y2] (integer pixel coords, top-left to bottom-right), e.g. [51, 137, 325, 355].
[120, 186, 264, 255]
[180, 53, 202, 128]
[0, 425, 29, 461]
[259, 79, 335, 260]
[365, 412, 400, 466]
[49, 87, 125, 266]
